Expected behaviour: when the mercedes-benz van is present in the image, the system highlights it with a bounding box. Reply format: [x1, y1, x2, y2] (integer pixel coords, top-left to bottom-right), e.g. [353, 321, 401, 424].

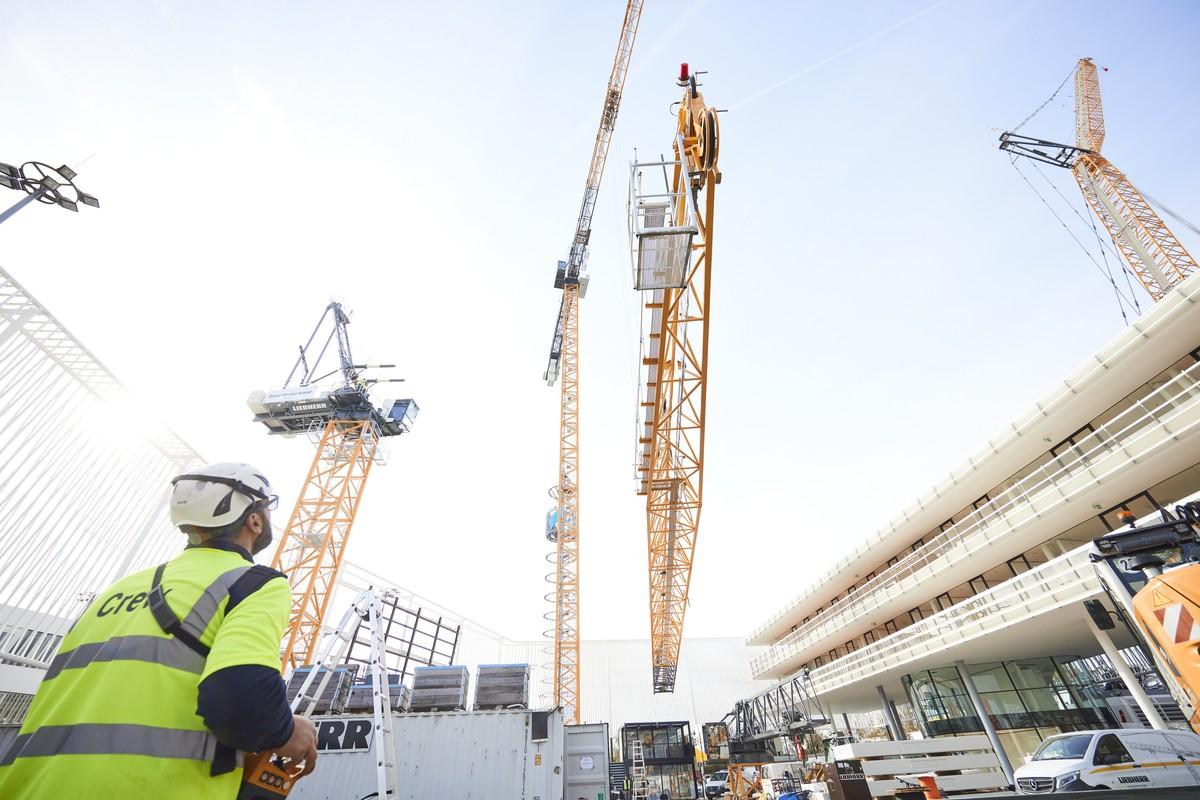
[1014, 728, 1200, 792]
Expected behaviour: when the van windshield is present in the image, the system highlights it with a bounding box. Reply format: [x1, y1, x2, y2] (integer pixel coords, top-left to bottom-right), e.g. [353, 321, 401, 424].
[709, 771, 727, 781]
[1032, 735, 1092, 760]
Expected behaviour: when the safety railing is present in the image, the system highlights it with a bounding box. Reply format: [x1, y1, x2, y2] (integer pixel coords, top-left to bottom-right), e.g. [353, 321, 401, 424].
[807, 546, 1098, 695]
[751, 360, 1200, 677]
[748, 277, 1200, 645]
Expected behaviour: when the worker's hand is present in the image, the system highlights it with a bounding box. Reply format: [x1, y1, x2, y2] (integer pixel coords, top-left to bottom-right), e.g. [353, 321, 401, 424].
[274, 715, 318, 778]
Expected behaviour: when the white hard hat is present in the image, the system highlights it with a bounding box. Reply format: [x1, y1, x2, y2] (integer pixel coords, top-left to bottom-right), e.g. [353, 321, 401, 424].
[169, 462, 275, 531]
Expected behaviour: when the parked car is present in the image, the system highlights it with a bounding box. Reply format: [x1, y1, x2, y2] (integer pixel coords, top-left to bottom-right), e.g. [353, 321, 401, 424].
[703, 769, 727, 799]
[1014, 728, 1200, 792]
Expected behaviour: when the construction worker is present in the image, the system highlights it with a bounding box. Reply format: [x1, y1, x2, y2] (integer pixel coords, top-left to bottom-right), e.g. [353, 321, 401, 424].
[0, 462, 317, 798]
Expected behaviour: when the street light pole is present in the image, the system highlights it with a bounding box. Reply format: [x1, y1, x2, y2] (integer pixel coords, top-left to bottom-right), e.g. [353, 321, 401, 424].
[0, 161, 99, 226]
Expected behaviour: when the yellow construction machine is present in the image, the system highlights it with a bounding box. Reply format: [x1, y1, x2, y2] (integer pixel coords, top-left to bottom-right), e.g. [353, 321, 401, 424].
[1090, 501, 1200, 732]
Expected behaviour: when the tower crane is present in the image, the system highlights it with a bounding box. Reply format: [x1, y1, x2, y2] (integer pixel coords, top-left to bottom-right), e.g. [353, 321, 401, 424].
[541, 0, 644, 724]
[627, 64, 721, 692]
[247, 301, 418, 670]
[1000, 58, 1197, 301]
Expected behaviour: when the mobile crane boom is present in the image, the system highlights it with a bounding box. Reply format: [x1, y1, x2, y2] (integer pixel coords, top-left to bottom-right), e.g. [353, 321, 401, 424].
[1000, 58, 1197, 301]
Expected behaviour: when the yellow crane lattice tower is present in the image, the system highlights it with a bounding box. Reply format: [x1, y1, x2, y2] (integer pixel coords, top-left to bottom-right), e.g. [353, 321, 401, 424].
[248, 300, 417, 671]
[540, 0, 644, 723]
[271, 419, 378, 670]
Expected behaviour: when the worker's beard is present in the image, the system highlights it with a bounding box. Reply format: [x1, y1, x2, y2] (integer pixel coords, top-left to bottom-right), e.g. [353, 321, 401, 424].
[251, 526, 273, 555]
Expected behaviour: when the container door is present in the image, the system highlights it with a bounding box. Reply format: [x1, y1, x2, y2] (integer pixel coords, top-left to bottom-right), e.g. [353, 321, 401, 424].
[565, 723, 609, 800]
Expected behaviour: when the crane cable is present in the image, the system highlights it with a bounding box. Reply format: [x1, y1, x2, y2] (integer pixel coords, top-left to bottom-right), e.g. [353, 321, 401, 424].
[1010, 64, 1076, 134]
[1142, 191, 1200, 238]
[1007, 155, 1140, 324]
[1026, 158, 1143, 317]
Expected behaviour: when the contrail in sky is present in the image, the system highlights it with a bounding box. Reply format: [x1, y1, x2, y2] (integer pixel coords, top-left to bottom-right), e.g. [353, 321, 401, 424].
[728, 0, 954, 111]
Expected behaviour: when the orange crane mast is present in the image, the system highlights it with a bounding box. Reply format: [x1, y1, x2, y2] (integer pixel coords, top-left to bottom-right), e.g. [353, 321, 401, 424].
[628, 64, 721, 692]
[248, 302, 418, 670]
[541, 0, 644, 724]
[1001, 58, 1197, 302]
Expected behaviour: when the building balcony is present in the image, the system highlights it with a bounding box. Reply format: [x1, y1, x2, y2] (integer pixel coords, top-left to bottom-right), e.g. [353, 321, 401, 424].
[750, 360, 1200, 679]
[748, 276, 1200, 647]
[804, 546, 1099, 702]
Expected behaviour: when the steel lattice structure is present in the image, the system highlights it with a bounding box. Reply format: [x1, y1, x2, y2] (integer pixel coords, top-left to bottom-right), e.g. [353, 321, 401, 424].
[270, 419, 380, 670]
[551, 287, 581, 719]
[541, 0, 644, 724]
[1000, 58, 1197, 302]
[632, 70, 721, 693]
[0, 265, 204, 723]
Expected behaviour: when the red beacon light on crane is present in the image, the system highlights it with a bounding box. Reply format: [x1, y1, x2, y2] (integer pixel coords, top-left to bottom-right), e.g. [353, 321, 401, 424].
[678, 62, 689, 84]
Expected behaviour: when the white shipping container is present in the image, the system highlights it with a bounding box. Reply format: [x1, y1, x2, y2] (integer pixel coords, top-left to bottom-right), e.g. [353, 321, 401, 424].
[290, 708, 564, 800]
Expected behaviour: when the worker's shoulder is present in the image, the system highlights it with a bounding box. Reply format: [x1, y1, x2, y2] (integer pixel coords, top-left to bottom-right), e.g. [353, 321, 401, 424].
[227, 565, 289, 613]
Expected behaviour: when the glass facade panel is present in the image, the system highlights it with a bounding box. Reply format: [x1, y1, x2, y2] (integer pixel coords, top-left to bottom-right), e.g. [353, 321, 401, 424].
[903, 658, 1114, 738]
[969, 662, 1016, 692]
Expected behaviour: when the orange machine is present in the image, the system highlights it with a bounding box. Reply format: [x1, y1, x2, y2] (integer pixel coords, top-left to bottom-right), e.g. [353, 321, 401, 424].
[1091, 503, 1200, 731]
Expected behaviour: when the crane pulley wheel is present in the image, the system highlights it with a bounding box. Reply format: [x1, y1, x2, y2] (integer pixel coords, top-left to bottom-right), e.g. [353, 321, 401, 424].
[699, 108, 719, 172]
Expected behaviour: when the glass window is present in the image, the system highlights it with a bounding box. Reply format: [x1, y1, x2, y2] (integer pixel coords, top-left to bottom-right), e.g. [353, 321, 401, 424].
[969, 663, 1016, 693]
[1093, 734, 1133, 765]
[979, 690, 1026, 717]
[1007, 660, 1056, 691]
[1032, 734, 1092, 761]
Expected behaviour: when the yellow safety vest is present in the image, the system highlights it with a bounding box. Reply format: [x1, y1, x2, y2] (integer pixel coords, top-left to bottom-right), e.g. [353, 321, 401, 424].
[0, 546, 291, 799]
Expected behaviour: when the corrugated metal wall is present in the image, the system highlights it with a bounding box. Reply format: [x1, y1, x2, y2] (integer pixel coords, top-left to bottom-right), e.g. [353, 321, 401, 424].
[290, 709, 563, 800]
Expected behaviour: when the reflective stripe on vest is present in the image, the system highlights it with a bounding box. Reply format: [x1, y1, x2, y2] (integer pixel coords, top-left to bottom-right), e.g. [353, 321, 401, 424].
[179, 565, 254, 641]
[44, 635, 204, 680]
[0, 724, 219, 767]
[40, 565, 253, 682]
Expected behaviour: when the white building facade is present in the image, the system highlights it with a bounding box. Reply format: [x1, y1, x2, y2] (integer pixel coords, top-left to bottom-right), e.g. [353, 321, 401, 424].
[747, 274, 1200, 769]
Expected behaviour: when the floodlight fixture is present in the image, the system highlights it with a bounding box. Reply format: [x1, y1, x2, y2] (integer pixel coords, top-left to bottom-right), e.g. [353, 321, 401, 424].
[0, 159, 100, 225]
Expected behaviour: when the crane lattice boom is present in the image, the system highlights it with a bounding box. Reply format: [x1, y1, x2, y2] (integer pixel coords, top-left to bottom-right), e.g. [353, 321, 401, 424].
[630, 66, 721, 692]
[1000, 58, 1196, 302]
[544, 0, 645, 385]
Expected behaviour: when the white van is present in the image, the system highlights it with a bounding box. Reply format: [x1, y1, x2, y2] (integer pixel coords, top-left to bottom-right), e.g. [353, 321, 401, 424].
[1014, 728, 1200, 792]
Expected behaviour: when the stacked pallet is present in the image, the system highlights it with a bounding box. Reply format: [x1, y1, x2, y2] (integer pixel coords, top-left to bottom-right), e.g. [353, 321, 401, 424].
[285, 665, 354, 714]
[475, 663, 530, 709]
[410, 665, 470, 711]
[346, 673, 411, 713]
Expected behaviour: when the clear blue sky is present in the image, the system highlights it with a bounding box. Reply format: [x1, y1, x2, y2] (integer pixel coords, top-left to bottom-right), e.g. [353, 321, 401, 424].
[2, 0, 1198, 641]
